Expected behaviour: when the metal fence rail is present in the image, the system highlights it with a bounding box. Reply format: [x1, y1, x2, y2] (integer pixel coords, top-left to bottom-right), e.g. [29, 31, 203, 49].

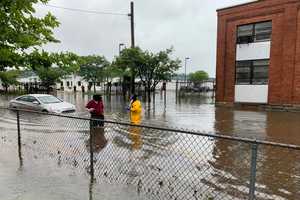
[1, 107, 300, 200]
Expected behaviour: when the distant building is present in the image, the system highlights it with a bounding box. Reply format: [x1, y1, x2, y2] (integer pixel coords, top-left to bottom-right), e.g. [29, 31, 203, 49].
[57, 74, 102, 92]
[216, 0, 300, 106]
[17, 71, 103, 92]
[17, 71, 40, 84]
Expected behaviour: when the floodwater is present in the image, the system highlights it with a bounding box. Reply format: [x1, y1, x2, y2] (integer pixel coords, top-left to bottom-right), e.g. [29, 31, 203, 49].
[59, 92, 300, 144]
[2, 91, 300, 144]
[1, 91, 300, 199]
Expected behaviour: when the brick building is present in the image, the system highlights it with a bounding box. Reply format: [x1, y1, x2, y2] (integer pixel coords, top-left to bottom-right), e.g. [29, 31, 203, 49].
[216, 0, 300, 106]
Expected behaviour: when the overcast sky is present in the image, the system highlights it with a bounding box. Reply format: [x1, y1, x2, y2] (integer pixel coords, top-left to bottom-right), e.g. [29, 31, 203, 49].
[35, 0, 253, 77]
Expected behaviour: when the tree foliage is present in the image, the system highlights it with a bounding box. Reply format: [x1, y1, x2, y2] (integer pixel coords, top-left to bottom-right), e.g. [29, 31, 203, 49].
[189, 70, 209, 83]
[0, 0, 60, 70]
[115, 47, 180, 88]
[146, 48, 181, 89]
[27, 50, 80, 91]
[113, 48, 142, 76]
[0, 70, 20, 92]
[79, 55, 109, 92]
[114, 47, 181, 102]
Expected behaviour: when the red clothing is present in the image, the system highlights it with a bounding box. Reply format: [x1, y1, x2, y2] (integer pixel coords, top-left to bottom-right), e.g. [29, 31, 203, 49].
[86, 100, 104, 115]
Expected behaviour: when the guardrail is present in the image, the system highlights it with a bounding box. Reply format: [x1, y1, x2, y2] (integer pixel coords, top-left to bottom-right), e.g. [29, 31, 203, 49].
[1, 107, 300, 200]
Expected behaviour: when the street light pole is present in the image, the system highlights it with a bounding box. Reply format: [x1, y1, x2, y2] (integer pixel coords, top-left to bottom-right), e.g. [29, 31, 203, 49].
[119, 43, 124, 55]
[184, 57, 190, 87]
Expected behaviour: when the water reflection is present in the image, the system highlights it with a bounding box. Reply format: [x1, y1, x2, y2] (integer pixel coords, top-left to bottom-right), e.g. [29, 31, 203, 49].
[213, 108, 300, 199]
[129, 126, 142, 150]
[86, 127, 107, 153]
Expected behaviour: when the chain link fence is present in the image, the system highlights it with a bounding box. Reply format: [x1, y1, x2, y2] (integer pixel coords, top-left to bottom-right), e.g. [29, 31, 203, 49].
[1, 107, 300, 200]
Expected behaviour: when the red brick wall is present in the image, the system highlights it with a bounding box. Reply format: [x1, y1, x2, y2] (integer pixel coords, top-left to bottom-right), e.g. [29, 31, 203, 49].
[216, 0, 300, 105]
[293, 9, 300, 104]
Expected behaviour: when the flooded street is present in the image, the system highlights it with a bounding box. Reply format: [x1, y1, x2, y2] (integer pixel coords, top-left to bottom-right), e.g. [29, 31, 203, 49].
[59, 92, 300, 144]
[2, 91, 300, 144]
[1, 91, 300, 199]
[0, 148, 144, 200]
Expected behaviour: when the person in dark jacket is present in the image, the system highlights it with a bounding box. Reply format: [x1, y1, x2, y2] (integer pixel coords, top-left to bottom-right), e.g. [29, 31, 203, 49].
[86, 94, 104, 127]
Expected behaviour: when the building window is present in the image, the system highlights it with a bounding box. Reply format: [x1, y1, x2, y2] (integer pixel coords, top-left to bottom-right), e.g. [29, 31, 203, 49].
[236, 59, 269, 85]
[67, 81, 70, 87]
[252, 60, 269, 84]
[255, 22, 272, 41]
[237, 21, 272, 44]
[236, 61, 251, 84]
[78, 81, 81, 86]
[61, 82, 64, 87]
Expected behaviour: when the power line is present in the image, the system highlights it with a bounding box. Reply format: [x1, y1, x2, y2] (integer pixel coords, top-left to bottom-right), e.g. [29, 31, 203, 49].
[41, 4, 129, 16]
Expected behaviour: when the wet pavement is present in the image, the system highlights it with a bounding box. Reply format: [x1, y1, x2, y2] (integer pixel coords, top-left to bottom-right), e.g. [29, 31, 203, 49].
[1, 91, 300, 199]
[0, 154, 146, 200]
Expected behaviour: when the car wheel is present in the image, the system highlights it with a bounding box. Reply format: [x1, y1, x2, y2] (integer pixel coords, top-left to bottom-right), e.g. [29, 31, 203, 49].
[42, 109, 48, 113]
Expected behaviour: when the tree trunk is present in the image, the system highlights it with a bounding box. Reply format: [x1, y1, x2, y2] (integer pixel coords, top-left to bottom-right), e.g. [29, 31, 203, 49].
[109, 83, 112, 95]
[122, 82, 126, 97]
[93, 82, 96, 93]
[121, 76, 125, 97]
[152, 88, 156, 106]
[130, 71, 135, 95]
[147, 83, 151, 103]
[164, 89, 166, 108]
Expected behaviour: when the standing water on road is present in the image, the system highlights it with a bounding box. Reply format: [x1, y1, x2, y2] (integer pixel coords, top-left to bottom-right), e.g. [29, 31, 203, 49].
[1, 91, 300, 199]
[2, 91, 300, 144]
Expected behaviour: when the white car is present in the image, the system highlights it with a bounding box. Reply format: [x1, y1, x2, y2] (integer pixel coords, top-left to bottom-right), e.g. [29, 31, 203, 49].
[9, 94, 76, 114]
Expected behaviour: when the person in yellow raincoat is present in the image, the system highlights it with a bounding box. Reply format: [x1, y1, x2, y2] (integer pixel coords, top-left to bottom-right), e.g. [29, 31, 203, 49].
[129, 94, 142, 150]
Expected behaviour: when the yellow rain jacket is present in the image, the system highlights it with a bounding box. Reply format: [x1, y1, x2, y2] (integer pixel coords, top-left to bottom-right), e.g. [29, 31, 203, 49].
[130, 100, 142, 125]
[130, 100, 142, 149]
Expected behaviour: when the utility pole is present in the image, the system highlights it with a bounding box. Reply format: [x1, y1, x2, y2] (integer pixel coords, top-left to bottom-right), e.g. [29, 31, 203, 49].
[128, 1, 135, 94]
[129, 1, 135, 48]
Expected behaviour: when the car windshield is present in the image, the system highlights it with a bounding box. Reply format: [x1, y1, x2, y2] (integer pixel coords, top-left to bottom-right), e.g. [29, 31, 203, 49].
[38, 96, 62, 104]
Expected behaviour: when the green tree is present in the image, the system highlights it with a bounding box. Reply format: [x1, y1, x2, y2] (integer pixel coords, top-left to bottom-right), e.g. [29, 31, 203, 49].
[0, 70, 20, 92]
[138, 48, 180, 102]
[113, 47, 143, 96]
[79, 55, 109, 93]
[113, 47, 143, 95]
[189, 70, 209, 85]
[54, 52, 81, 75]
[36, 66, 61, 92]
[0, 0, 60, 70]
[27, 50, 80, 92]
[114, 47, 181, 102]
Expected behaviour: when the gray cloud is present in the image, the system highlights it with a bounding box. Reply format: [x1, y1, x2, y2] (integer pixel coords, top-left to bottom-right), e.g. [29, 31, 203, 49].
[36, 0, 253, 77]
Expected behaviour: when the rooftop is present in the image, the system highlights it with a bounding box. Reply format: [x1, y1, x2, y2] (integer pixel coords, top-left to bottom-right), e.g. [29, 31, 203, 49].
[217, 0, 259, 11]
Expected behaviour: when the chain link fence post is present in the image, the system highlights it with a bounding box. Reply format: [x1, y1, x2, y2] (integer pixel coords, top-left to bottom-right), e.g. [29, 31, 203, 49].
[249, 143, 258, 200]
[16, 110, 23, 165]
[89, 119, 94, 182]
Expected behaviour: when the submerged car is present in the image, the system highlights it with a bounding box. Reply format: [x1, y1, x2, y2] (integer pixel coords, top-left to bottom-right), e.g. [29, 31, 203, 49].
[9, 94, 76, 114]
